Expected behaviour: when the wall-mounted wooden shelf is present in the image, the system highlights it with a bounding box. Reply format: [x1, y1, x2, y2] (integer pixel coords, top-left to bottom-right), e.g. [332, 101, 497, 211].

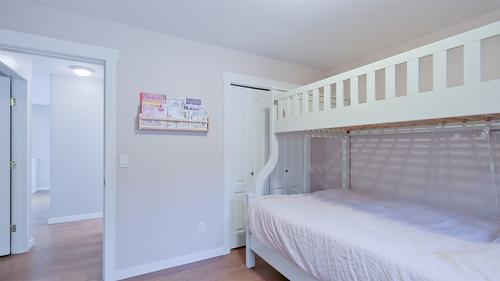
[138, 113, 210, 132]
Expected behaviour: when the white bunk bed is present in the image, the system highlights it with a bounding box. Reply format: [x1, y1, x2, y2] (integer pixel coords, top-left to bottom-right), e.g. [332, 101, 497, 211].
[245, 22, 500, 281]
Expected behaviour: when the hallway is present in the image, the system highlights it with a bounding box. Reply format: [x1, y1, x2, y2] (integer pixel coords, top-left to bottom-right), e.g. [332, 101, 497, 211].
[0, 191, 103, 281]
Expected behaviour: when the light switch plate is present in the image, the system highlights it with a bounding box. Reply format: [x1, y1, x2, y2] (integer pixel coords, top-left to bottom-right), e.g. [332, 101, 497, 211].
[119, 154, 128, 168]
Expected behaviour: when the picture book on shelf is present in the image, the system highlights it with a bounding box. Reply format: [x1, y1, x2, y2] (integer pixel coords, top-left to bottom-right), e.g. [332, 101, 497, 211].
[140, 92, 168, 129]
[186, 97, 208, 129]
[140, 92, 167, 118]
[139, 95, 209, 131]
[167, 97, 187, 119]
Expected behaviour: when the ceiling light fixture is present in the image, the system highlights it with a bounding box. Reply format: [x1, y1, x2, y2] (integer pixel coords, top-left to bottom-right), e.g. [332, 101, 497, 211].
[70, 65, 94, 77]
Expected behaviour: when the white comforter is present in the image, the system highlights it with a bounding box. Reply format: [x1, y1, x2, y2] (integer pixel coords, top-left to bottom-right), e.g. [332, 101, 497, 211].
[248, 189, 500, 281]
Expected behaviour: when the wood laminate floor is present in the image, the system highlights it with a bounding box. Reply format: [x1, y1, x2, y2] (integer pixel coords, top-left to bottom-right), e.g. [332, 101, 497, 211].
[0, 191, 287, 281]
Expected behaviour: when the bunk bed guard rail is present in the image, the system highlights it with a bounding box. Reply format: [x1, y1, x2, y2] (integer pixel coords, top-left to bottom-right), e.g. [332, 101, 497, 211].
[273, 21, 500, 133]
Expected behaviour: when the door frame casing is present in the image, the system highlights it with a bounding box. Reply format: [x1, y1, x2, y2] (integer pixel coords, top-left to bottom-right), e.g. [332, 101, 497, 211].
[0, 74, 12, 256]
[222, 72, 298, 252]
[0, 28, 119, 281]
[0, 60, 29, 256]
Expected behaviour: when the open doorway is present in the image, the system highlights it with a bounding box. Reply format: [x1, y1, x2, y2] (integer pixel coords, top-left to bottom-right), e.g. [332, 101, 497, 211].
[0, 50, 105, 280]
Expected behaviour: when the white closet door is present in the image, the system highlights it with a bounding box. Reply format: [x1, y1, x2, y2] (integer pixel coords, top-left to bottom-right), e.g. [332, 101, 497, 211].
[0, 76, 11, 256]
[270, 133, 305, 195]
[226, 85, 270, 249]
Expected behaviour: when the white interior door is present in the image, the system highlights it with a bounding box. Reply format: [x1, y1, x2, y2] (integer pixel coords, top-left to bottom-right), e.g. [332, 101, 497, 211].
[270, 133, 305, 195]
[226, 84, 270, 249]
[0, 75, 11, 256]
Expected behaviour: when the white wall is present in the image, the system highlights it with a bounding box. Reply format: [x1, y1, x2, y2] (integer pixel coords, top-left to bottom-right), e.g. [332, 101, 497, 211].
[49, 75, 104, 220]
[31, 105, 50, 191]
[309, 137, 342, 192]
[31, 67, 50, 106]
[0, 1, 325, 274]
[309, 131, 500, 218]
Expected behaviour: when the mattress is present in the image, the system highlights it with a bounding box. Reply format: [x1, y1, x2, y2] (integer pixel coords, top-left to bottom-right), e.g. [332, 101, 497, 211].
[248, 188, 500, 281]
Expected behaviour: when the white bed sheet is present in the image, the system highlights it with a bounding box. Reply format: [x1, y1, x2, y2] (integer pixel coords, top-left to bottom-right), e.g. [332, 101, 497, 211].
[248, 188, 500, 281]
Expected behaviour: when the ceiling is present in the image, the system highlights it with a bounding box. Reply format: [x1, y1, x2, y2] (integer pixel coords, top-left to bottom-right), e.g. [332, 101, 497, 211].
[33, 0, 500, 70]
[0, 50, 103, 105]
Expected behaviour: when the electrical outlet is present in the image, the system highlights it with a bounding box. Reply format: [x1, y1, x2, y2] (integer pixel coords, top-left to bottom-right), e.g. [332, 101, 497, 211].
[198, 222, 206, 234]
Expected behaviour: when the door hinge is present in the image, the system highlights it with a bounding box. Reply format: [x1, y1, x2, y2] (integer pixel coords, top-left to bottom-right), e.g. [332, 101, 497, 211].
[9, 97, 15, 107]
[9, 160, 16, 170]
[10, 225, 16, 233]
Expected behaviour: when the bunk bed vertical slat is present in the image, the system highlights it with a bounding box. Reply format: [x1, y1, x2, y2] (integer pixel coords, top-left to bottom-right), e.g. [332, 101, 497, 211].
[350, 77, 359, 105]
[464, 40, 481, 84]
[336, 82, 344, 108]
[294, 95, 301, 117]
[277, 99, 283, 119]
[367, 71, 376, 102]
[385, 65, 396, 99]
[286, 97, 292, 118]
[342, 135, 351, 190]
[302, 92, 308, 114]
[323, 85, 332, 110]
[312, 88, 320, 112]
[433, 50, 447, 90]
[407, 59, 419, 95]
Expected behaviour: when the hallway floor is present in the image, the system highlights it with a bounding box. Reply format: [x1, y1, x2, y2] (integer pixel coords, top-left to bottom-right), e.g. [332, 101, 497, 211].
[0, 191, 287, 281]
[0, 191, 103, 281]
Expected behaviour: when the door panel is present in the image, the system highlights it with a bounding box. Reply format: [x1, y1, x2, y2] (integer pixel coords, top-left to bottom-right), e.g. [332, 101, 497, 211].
[0, 76, 11, 256]
[227, 85, 270, 248]
[270, 133, 305, 195]
[231, 192, 246, 247]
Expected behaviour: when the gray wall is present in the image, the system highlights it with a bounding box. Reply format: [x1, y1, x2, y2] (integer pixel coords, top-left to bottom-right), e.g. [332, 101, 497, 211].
[31, 105, 50, 190]
[309, 131, 500, 218]
[0, 1, 325, 270]
[310, 137, 343, 192]
[49, 75, 104, 219]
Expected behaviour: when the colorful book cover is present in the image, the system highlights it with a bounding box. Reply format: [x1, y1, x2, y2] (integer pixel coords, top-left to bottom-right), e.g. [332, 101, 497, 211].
[185, 98, 202, 110]
[140, 92, 167, 118]
[167, 97, 186, 119]
[186, 98, 208, 129]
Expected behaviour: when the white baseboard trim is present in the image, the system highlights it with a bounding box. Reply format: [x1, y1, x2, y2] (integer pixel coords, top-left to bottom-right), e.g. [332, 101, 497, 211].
[48, 212, 103, 224]
[37, 186, 50, 191]
[114, 247, 229, 280]
[27, 238, 34, 251]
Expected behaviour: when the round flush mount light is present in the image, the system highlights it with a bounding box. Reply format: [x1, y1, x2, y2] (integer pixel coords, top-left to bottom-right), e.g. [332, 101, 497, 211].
[70, 65, 94, 77]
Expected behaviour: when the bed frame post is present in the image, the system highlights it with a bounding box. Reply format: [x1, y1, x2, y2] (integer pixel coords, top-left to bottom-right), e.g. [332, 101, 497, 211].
[245, 193, 256, 268]
[247, 89, 281, 268]
[254, 89, 280, 196]
[342, 133, 351, 190]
